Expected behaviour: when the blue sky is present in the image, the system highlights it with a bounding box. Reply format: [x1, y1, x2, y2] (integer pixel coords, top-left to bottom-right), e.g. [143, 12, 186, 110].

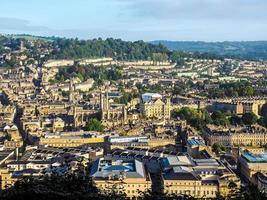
[0, 0, 266, 41]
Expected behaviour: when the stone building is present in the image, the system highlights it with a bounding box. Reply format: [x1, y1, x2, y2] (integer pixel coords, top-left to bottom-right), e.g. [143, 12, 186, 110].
[90, 158, 152, 198]
[3, 125, 23, 149]
[100, 91, 127, 126]
[140, 93, 171, 119]
[162, 155, 240, 198]
[204, 125, 267, 147]
[239, 152, 267, 193]
[213, 99, 266, 115]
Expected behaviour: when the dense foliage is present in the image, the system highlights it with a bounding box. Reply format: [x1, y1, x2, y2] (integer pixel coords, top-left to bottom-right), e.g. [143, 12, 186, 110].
[1, 34, 231, 69]
[241, 112, 258, 125]
[172, 81, 194, 95]
[51, 38, 169, 61]
[211, 111, 230, 126]
[172, 107, 259, 129]
[172, 107, 212, 129]
[203, 81, 256, 99]
[136, 83, 164, 94]
[85, 118, 104, 132]
[0, 171, 195, 200]
[0, 171, 265, 200]
[114, 91, 138, 104]
[212, 143, 227, 154]
[54, 64, 123, 84]
[0, 172, 102, 200]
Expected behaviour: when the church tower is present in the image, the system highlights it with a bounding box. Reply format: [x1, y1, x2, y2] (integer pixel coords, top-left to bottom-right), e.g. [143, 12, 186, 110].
[100, 91, 104, 111]
[100, 90, 110, 121]
[69, 78, 75, 103]
[20, 40, 25, 52]
[123, 105, 127, 123]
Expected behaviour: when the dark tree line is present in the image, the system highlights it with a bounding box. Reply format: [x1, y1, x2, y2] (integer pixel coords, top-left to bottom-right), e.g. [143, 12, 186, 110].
[205, 81, 255, 99]
[0, 172, 194, 200]
[50, 38, 170, 61]
[0, 35, 234, 69]
[0, 171, 265, 200]
[54, 64, 123, 84]
[172, 107, 259, 129]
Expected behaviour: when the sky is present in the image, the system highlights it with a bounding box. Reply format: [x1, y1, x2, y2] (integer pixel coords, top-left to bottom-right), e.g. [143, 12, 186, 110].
[0, 0, 266, 41]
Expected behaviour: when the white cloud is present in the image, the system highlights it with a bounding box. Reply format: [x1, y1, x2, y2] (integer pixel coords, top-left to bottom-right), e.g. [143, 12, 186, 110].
[0, 17, 49, 32]
[115, 0, 267, 20]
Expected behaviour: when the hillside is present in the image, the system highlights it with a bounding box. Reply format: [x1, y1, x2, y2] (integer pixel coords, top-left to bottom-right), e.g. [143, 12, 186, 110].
[151, 41, 267, 60]
[3, 34, 57, 42]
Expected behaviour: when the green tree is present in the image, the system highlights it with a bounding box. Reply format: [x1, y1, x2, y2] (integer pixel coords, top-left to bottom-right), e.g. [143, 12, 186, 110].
[85, 118, 104, 132]
[243, 86, 254, 96]
[258, 116, 267, 128]
[212, 143, 226, 154]
[0, 169, 102, 200]
[229, 114, 242, 125]
[51, 38, 169, 61]
[77, 73, 84, 81]
[118, 92, 133, 104]
[211, 111, 230, 126]
[172, 107, 211, 129]
[241, 112, 258, 125]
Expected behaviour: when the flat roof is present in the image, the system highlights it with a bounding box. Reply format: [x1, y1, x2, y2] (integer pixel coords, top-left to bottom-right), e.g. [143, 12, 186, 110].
[187, 138, 205, 146]
[194, 159, 220, 166]
[163, 167, 199, 181]
[90, 158, 146, 179]
[242, 152, 267, 163]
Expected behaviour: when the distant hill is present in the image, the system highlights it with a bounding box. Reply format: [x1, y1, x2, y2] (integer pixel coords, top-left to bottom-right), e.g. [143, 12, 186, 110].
[2, 34, 58, 42]
[150, 41, 267, 60]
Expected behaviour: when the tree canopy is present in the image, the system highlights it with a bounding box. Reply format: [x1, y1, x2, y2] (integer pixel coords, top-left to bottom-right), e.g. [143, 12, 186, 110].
[54, 65, 123, 84]
[211, 111, 230, 126]
[85, 118, 104, 132]
[51, 38, 169, 61]
[241, 112, 258, 125]
[205, 81, 256, 99]
[172, 107, 212, 129]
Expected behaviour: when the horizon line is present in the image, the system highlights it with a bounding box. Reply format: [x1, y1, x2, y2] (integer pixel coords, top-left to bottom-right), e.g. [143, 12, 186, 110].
[1, 33, 267, 43]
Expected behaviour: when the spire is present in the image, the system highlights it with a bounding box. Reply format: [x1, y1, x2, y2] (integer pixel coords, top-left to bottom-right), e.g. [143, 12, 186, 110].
[69, 78, 74, 103]
[20, 40, 25, 52]
[105, 91, 109, 110]
[100, 90, 104, 111]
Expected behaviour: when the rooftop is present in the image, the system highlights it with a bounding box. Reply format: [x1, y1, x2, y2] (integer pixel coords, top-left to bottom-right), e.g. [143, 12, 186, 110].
[141, 93, 162, 103]
[161, 156, 193, 169]
[90, 158, 147, 179]
[163, 166, 199, 181]
[242, 152, 267, 163]
[194, 159, 220, 166]
[187, 138, 205, 146]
